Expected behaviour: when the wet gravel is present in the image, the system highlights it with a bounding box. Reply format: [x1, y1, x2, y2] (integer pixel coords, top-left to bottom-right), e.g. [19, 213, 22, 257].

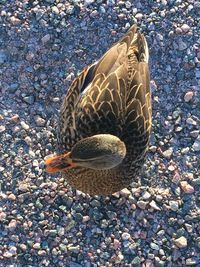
[0, 1, 199, 266]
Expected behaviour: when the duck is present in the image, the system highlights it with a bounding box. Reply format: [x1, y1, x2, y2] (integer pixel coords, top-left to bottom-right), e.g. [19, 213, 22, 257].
[45, 25, 152, 196]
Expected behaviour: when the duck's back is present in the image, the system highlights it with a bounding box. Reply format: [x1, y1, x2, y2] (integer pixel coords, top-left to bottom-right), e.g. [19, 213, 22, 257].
[58, 26, 151, 153]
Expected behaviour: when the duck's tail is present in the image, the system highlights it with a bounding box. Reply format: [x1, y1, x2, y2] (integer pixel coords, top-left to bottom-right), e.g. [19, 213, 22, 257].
[123, 25, 149, 63]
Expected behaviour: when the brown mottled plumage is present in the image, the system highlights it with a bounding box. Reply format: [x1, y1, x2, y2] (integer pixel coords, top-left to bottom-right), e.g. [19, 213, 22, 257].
[48, 25, 152, 195]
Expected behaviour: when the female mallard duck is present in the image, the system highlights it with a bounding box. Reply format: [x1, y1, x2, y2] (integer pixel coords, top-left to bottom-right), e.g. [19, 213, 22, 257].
[45, 25, 152, 196]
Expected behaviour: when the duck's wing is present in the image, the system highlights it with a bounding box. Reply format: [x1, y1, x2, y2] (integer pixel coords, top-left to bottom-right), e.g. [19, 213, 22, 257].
[58, 25, 151, 153]
[122, 31, 152, 157]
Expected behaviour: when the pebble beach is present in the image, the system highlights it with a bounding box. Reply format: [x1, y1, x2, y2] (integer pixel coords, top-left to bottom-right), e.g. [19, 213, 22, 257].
[0, 0, 199, 266]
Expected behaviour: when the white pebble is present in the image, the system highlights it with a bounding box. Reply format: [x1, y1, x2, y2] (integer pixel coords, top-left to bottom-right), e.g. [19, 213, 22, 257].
[20, 121, 30, 130]
[174, 236, 187, 248]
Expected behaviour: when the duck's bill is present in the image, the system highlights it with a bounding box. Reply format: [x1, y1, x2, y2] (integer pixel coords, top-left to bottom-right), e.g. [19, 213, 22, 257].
[45, 152, 76, 173]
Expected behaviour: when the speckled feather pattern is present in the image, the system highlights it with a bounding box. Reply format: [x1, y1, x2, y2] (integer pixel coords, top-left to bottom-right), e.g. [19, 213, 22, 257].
[57, 25, 152, 195]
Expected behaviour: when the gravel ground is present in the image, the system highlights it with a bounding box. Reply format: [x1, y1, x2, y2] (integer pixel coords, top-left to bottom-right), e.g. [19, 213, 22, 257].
[0, 1, 199, 266]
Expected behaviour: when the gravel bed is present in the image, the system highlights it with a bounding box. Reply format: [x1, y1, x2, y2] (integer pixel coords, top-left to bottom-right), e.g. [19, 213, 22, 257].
[0, 0, 199, 266]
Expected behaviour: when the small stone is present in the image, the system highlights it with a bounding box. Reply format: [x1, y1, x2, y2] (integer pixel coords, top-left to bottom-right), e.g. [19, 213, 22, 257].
[113, 239, 121, 249]
[33, 243, 41, 249]
[10, 114, 19, 123]
[150, 242, 160, 250]
[121, 232, 131, 240]
[162, 148, 173, 158]
[196, 69, 200, 78]
[0, 211, 7, 221]
[8, 193, 16, 201]
[178, 40, 187, 51]
[181, 24, 190, 33]
[149, 200, 161, 211]
[137, 200, 148, 209]
[169, 200, 179, 211]
[9, 246, 17, 255]
[24, 136, 32, 145]
[3, 251, 13, 258]
[192, 139, 200, 151]
[132, 256, 141, 265]
[19, 183, 29, 192]
[20, 121, 29, 130]
[69, 262, 82, 267]
[120, 188, 131, 197]
[184, 91, 194, 102]
[32, 159, 39, 167]
[52, 6, 59, 14]
[0, 125, 6, 132]
[190, 130, 199, 138]
[9, 83, 19, 93]
[174, 236, 187, 248]
[185, 258, 197, 265]
[90, 199, 101, 207]
[10, 16, 21, 25]
[8, 219, 17, 231]
[0, 50, 7, 64]
[41, 34, 51, 44]
[68, 245, 80, 253]
[180, 181, 194, 194]
[34, 115, 46, 126]
[186, 117, 197, 126]
[168, 165, 175, 171]
[82, 216, 90, 223]
[90, 10, 98, 18]
[84, 0, 95, 5]
[142, 191, 151, 200]
[135, 13, 143, 20]
[23, 95, 35, 104]
[185, 223, 193, 233]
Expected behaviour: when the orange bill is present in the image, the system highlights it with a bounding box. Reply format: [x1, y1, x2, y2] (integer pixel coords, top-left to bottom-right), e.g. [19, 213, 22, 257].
[45, 152, 77, 173]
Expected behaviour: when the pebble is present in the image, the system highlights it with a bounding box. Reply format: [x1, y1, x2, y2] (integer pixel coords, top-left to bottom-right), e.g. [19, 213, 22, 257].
[84, 0, 95, 5]
[67, 245, 80, 253]
[33, 243, 41, 249]
[20, 121, 29, 130]
[192, 139, 200, 151]
[23, 95, 35, 105]
[9, 83, 19, 93]
[181, 24, 190, 33]
[185, 258, 197, 266]
[178, 39, 188, 51]
[0, 125, 6, 132]
[120, 188, 131, 197]
[18, 183, 29, 192]
[174, 236, 187, 248]
[169, 200, 179, 211]
[150, 242, 160, 251]
[186, 117, 197, 126]
[0, 211, 7, 221]
[8, 219, 17, 231]
[24, 136, 32, 145]
[41, 34, 51, 44]
[142, 191, 151, 200]
[8, 193, 16, 201]
[137, 200, 148, 209]
[0, 50, 7, 64]
[121, 232, 131, 240]
[10, 16, 21, 25]
[149, 200, 161, 211]
[162, 148, 173, 158]
[34, 115, 46, 126]
[184, 91, 194, 102]
[180, 181, 194, 194]
[3, 251, 13, 258]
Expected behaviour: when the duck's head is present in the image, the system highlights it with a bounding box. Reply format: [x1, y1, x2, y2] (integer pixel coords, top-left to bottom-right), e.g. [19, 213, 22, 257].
[45, 134, 126, 173]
